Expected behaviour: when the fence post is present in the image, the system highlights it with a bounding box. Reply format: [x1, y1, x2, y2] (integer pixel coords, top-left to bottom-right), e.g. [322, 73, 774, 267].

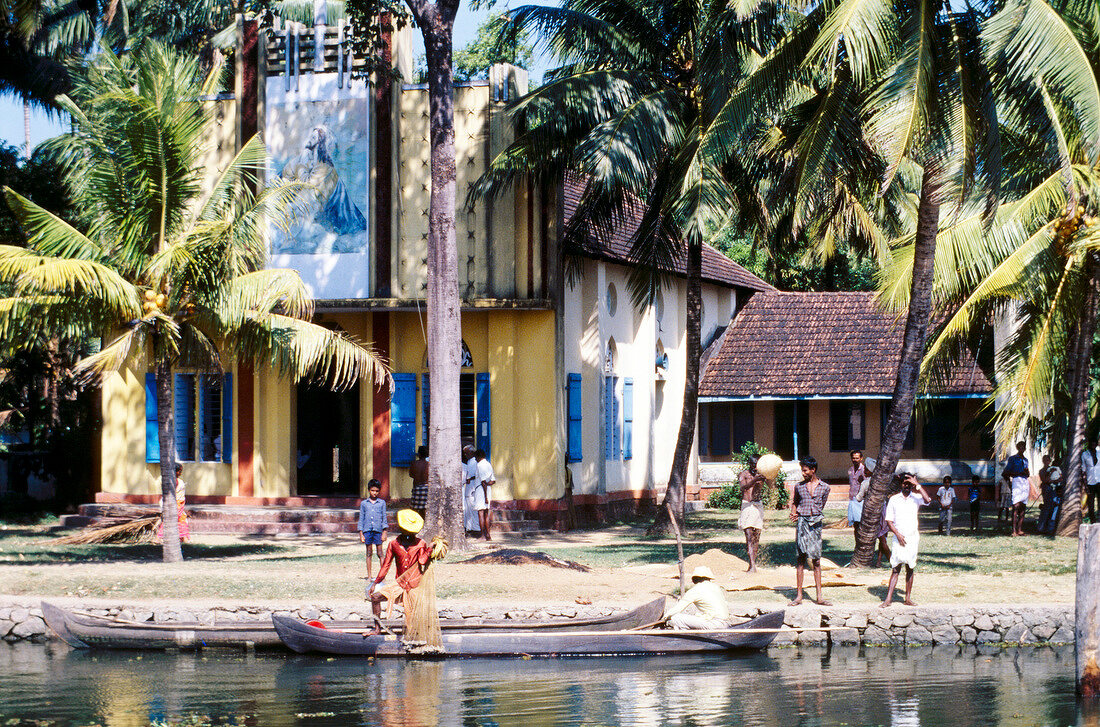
[1078, 523, 1100, 697]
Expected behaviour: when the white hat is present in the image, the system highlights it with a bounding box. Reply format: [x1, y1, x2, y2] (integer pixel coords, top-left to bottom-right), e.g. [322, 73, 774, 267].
[1049, 466, 1062, 482]
[690, 566, 716, 581]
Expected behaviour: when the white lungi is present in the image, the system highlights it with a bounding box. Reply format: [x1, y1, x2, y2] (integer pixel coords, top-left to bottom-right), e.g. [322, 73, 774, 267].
[1011, 476, 1029, 505]
[472, 483, 492, 510]
[738, 501, 764, 530]
[669, 613, 727, 630]
[890, 531, 920, 569]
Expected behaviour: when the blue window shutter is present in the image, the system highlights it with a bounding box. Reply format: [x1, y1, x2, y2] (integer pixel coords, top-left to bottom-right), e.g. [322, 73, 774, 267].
[604, 376, 614, 460]
[622, 377, 633, 460]
[221, 373, 233, 463]
[567, 373, 582, 463]
[145, 373, 159, 464]
[420, 374, 430, 448]
[476, 372, 491, 457]
[391, 373, 417, 466]
[174, 374, 195, 461]
[612, 377, 621, 458]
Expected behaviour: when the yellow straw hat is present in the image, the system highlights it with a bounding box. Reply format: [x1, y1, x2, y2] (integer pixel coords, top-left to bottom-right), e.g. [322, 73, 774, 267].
[396, 509, 424, 534]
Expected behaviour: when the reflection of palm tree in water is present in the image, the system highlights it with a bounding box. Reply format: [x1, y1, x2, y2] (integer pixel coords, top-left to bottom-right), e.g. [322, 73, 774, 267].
[281, 125, 366, 236]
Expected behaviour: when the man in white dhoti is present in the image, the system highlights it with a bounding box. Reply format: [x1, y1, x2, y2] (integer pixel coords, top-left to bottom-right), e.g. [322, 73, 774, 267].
[1003, 441, 1031, 537]
[462, 445, 480, 534]
[880, 474, 931, 607]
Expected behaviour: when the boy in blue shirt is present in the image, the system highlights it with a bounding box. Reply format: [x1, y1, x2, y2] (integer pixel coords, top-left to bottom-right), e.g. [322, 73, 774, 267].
[358, 479, 388, 579]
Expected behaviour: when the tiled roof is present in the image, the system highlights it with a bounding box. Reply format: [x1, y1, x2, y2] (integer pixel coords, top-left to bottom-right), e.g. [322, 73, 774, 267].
[699, 292, 993, 398]
[562, 178, 774, 293]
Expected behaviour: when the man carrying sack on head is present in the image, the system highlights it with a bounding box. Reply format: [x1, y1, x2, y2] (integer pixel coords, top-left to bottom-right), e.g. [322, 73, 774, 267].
[661, 566, 730, 630]
[368, 509, 448, 651]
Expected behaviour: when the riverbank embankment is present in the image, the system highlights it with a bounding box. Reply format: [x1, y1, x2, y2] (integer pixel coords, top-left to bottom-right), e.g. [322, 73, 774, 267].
[0, 597, 1074, 648]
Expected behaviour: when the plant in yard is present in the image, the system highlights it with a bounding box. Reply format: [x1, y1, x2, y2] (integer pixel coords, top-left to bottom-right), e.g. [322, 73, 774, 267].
[706, 484, 742, 510]
[0, 43, 386, 562]
[472, 0, 788, 535]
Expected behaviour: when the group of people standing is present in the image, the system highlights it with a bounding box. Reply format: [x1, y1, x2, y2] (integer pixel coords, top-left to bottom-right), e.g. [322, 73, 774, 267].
[391, 444, 497, 541]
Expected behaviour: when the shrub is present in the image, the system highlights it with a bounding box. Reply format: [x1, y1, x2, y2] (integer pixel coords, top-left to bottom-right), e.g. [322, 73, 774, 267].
[707, 484, 742, 510]
[734, 441, 790, 510]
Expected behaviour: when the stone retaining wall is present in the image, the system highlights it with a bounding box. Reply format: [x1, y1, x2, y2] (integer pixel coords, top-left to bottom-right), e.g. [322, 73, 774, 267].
[0, 599, 1074, 648]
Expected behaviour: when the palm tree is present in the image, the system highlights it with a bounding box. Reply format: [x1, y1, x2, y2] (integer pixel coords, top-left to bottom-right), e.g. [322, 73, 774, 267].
[900, 0, 1100, 536]
[345, 0, 467, 548]
[705, 0, 1100, 562]
[472, 0, 788, 533]
[0, 43, 387, 562]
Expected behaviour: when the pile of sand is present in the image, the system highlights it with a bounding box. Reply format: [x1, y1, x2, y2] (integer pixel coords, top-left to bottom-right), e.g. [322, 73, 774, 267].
[645, 548, 880, 592]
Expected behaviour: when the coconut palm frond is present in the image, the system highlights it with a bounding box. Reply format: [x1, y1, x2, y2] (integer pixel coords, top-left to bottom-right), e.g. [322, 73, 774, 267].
[73, 324, 148, 383]
[219, 269, 315, 325]
[1, 188, 109, 262]
[233, 313, 388, 391]
[193, 133, 269, 223]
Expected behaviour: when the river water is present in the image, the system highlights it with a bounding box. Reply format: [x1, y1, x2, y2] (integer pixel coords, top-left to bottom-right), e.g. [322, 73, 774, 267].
[0, 642, 1089, 726]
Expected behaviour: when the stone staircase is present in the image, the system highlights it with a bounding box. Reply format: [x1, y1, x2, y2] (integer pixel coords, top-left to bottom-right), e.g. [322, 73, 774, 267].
[62, 503, 558, 536]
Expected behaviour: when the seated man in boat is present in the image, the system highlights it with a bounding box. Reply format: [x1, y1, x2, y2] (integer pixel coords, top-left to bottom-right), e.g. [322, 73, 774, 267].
[661, 566, 730, 630]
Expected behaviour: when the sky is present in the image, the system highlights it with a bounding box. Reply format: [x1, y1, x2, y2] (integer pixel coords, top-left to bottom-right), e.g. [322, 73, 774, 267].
[0, 1, 551, 153]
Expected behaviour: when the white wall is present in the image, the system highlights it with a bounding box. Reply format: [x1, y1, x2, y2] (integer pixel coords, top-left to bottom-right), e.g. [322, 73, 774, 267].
[564, 260, 738, 498]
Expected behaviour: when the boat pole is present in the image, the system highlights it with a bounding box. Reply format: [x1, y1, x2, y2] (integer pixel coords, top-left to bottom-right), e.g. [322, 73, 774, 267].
[1078, 523, 1100, 697]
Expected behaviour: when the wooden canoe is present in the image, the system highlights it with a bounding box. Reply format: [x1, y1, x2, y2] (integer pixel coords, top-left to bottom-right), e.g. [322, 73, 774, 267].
[271, 609, 786, 657]
[40, 597, 668, 651]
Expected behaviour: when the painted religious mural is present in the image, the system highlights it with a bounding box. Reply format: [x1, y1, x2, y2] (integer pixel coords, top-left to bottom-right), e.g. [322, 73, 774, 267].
[265, 74, 372, 299]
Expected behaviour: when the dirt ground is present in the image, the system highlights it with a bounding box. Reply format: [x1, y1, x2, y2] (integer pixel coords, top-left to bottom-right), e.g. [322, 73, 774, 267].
[0, 508, 1078, 610]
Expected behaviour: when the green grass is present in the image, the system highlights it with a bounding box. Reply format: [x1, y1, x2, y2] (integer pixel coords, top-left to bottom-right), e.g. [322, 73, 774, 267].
[0, 506, 1080, 605]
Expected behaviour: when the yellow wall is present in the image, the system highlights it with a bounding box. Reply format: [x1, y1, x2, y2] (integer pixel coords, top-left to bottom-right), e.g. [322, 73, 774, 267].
[100, 351, 237, 499]
[385, 309, 559, 502]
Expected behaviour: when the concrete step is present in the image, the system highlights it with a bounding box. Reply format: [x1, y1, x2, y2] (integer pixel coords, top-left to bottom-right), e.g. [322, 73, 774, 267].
[69, 503, 554, 535]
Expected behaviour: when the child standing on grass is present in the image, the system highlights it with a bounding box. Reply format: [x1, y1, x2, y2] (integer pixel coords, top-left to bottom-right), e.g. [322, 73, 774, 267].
[936, 475, 956, 536]
[358, 479, 388, 580]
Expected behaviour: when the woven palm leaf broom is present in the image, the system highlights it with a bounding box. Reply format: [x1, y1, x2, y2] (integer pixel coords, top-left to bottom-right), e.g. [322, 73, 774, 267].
[51, 516, 161, 545]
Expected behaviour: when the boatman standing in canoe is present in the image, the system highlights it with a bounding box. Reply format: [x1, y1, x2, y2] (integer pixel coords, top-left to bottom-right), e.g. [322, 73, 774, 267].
[367, 509, 447, 651]
[661, 566, 730, 630]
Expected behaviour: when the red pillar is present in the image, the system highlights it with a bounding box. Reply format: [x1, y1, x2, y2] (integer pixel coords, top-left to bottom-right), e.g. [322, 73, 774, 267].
[372, 315, 391, 498]
[237, 363, 255, 497]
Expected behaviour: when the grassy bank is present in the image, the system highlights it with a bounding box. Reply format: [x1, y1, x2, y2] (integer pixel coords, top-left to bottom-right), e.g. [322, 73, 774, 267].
[0, 508, 1078, 606]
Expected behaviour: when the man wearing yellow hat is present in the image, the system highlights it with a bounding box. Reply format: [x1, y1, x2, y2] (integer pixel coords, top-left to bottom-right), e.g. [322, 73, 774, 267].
[661, 566, 730, 630]
[367, 509, 434, 640]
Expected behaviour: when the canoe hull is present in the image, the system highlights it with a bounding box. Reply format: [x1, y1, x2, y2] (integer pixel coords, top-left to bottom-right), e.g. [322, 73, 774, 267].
[272, 609, 785, 657]
[41, 597, 667, 651]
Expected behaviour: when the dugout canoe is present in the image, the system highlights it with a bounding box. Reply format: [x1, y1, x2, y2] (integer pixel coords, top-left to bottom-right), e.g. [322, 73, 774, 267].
[40, 597, 667, 651]
[271, 609, 786, 657]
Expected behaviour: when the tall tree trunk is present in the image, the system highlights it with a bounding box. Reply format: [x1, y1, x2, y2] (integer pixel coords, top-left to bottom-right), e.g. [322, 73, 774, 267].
[853, 169, 942, 566]
[649, 236, 702, 536]
[412, 0, 466, 550]
[1058, 252, 1100, 537]
[155, 358, 183, 563]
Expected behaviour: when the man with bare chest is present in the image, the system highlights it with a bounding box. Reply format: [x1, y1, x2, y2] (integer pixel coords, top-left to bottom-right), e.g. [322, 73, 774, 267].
[738, 455, 767, 572]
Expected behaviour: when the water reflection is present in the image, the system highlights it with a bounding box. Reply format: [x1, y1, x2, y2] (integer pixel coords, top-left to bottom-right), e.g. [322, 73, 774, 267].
[0, 642, 1085, 726]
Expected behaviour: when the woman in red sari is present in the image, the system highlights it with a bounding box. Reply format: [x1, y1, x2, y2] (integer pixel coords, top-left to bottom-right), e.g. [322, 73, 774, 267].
[367, 509, 440, 648]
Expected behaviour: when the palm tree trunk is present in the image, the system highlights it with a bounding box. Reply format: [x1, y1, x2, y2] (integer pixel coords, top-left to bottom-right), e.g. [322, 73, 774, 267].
[155, 358, 183, 563]
[411, 0, 466, 549]
[1057, 252, 1100, 537]
[853, 168, 942, 566]
[649, 236, 702, 536]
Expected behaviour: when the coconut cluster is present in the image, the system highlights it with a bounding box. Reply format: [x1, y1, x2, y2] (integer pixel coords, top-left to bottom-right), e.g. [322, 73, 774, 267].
[141, 289, 166, 315]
